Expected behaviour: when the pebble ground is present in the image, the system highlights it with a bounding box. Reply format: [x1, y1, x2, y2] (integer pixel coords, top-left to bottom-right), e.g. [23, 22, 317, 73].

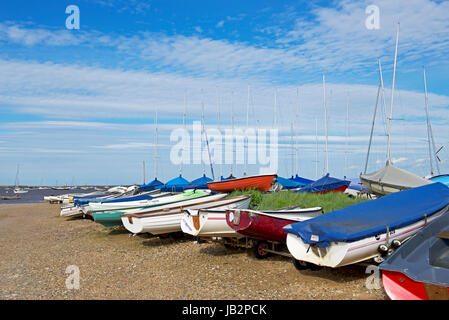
[0, 203, 388, 300]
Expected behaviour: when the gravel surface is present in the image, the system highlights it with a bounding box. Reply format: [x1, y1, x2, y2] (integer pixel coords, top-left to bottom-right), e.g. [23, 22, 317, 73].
[0, 203, 388, 300]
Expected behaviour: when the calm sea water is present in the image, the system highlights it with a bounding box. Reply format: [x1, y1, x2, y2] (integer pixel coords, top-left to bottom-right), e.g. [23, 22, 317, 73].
[0, 187, 99, 204]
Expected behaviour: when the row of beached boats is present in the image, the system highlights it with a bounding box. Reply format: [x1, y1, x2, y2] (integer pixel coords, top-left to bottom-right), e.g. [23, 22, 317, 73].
[50, 171, 449, 300]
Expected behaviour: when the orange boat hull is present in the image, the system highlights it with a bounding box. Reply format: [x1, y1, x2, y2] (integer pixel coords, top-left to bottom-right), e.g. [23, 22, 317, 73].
[207, 174, 276, 193]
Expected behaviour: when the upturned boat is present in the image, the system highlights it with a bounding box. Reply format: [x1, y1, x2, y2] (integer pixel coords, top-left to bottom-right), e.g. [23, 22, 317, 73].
[379, 211, 449, 300]
[226, 207, 323, 242]
[83, 191, 172, 214]
[284, 183, 449, 269]
[91, 189, 212, 227]
[207, 174, 277, 193]
[121, 194, 257, 235]
[180, 195, 252, 238]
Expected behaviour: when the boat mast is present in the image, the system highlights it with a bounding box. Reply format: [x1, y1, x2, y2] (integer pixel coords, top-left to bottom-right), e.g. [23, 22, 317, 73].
[201, 91, 215, 180]
[154, 108, 158, 180]
[290, 121, 294, 176]
[274, 88, 277, 128]
[143, 160, 146, 185]
[15, 164, 20, 188]
[323, 69, 328, 174]
[230, 91, 234, 177]
[315, 117, 318, 179]
[201, 91, 206, 175]
[344, 93, 349, 178]
[423, 67, 440, 175]
[386, 23, 400, 165]
[295, 87, 299, 176]
[364, 80, 381, 174]
[378, 60, 388, 135]
[180, 90, 187, 176]
[217, 87, 223, 178]
[244, 85, 250, 176]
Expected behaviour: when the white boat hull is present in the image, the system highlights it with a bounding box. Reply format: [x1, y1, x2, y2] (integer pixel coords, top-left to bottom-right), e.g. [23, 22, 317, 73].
[85, 190, 204, 214]
[122, 194, 242, 235]
[286, 207, 447, 268]
[181, 196, 251, 237]
[60, 205, 84, 217]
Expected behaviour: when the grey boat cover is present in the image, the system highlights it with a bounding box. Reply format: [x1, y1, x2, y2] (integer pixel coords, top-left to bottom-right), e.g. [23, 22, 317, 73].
[379, 211, 449, 287]
[360, 163, 432, 190]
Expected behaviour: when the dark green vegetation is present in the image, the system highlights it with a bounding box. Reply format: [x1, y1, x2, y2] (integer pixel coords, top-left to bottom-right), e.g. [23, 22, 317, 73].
[229, 189, 369, 213]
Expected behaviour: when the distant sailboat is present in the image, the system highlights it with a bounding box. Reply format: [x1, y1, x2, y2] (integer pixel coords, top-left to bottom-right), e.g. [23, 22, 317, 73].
[13, 164, 28, 194]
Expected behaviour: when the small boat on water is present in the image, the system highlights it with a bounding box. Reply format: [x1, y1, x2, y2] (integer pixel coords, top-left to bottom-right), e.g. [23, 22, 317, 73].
[284, 183, 449, 269]
[181, 195, 252, 238]
[2, 195, 20, 200]
[207, 174, 277, 193]
[294, 174, 350, 194]
[91, 189, 212, 226]
[121, 193, 236, 234]
[379, 211, 449, 300]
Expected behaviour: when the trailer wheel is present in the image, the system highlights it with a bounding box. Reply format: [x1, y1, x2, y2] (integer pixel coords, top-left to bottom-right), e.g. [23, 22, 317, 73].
[253, 241, 270, 259]
[158, 233, 170, 239]
[378, 244, 389, 255]
[292, 258, 309, 270]
[391, 239, 401, 249]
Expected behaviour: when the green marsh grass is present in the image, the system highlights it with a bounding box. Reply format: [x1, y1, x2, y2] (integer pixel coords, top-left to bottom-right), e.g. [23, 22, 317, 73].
[229, 189, 369, 213]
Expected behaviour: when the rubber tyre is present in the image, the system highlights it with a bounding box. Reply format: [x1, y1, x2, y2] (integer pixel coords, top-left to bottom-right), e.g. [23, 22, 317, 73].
[292, 258, 310, 270]
[253, 241, 271, 259]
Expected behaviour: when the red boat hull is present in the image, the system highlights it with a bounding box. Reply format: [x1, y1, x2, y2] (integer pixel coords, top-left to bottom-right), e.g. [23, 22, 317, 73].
[225, 209, 294, 242]
[382, 270, 449, 300]
[314, 184, 349, 194]
[207, 174, 276, 193]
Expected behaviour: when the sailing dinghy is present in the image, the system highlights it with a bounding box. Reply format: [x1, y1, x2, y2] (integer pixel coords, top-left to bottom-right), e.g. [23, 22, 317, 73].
[226, 207, 323, 242]
[121, 193, 243, 235]
[91, 189, 211, 227]
[284, 183, 449, 269]
[379, 211, 449, 300]
[294, 174, 350, 194]
[180, 195, 252, 238]
[360, 162, 432, 197]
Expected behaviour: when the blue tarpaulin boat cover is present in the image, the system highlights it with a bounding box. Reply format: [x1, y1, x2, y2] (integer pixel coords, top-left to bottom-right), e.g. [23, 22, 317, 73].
[98, 194, 153, 203]
[348, 178, 368, 192]
[185, 174, 213, 189]
[161, 175, 190, 192]
[277, 176, 305, 189]
[295, 173, 350, 193]
[73, 195, 108, 207]
[139, 178, 164, 191]
[284, 183, 449, 247]
[430, 174, 449, 187]
[289, 174, 314, 186]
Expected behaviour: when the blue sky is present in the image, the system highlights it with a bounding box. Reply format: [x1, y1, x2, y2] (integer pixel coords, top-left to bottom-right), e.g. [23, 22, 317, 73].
[1, 0, 449, 186]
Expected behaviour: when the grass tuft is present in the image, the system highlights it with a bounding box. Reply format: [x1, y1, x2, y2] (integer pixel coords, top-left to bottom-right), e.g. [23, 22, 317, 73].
[229, 189, 368, 213]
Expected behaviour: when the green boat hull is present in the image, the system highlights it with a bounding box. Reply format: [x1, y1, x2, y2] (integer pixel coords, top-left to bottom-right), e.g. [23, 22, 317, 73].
[91, 190, 211, 227]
